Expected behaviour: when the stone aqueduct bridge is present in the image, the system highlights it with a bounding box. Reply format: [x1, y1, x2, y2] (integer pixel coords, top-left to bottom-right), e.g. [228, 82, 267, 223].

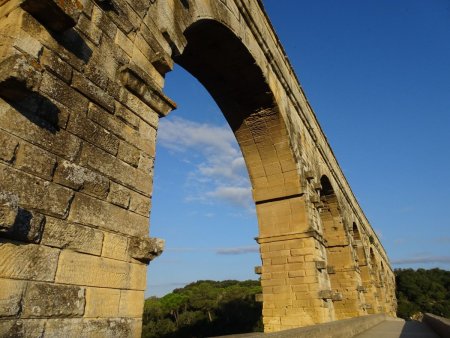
[0, 0, 396, 336]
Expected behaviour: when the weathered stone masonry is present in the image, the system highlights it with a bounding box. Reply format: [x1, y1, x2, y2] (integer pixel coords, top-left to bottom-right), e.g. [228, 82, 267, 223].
[0, 0, 396, 336]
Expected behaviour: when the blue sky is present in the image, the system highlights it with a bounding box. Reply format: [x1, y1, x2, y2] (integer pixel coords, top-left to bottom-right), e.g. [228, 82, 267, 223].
[146, 0, 450, 297]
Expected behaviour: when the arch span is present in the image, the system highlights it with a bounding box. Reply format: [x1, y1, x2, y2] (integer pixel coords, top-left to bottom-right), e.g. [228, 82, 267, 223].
[0, 0, 396, 335]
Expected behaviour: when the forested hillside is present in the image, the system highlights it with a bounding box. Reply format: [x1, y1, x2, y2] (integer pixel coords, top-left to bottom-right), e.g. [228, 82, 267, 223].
[142, 269, 450, 337]
[142, 280, 262, 338]
[395, 268, 450, 319]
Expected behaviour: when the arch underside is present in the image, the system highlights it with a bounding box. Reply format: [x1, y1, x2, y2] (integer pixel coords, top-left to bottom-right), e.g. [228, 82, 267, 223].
[0, 0, 396, 335]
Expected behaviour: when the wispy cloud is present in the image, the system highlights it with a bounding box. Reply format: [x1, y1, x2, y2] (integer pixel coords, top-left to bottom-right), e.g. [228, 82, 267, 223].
[206, 187, 253, 209]
[216, 245, 259, 255]
[392, 256, 450, 265]
[165, 245, 260, 255]
[158, 117, 253, 209]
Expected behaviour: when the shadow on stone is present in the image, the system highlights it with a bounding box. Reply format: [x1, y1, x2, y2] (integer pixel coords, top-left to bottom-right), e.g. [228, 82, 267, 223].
[2, 92, 61, 134]
[0, 207, 45, 244]
[50, 28, 93, 64]
[399, 320, 440, 338]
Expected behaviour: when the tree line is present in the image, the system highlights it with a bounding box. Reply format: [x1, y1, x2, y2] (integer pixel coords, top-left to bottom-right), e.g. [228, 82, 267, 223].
[142, 280, 263, 338]
[142, 268, 449, 337]
[395, 268, 449, 319]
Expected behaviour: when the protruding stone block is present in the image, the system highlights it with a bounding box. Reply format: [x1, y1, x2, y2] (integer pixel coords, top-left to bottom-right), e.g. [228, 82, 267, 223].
[1, 208, 45, 243]
[357, 285, 367, 293]
[255, 294, 263, 302]
[20, 0, 83, 32]
[332, 292, 343, 301]
[315, 260, 326, 270]
[254, 266, 262, 274]
[304, 170, 315, 180]
[327, 266, 335, 274]
[128, 237, 164, 264]
[0, 192, 19, 232]
[119, 65, 176, 116]
[0, 54, 42, 101]
[318, 290, 333, 299]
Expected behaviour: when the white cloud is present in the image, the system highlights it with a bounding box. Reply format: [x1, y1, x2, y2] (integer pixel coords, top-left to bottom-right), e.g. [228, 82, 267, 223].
[157, 117, 254, 210]
[216, 245, 259, 255]
[165, 245, 260, 255]
[158, 117, 238, 158]
[206, 186, 253, 209]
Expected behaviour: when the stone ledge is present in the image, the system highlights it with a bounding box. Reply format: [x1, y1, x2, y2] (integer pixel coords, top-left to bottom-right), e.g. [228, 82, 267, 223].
[212, 314, 389, 338]
[423, 313, 450, 338]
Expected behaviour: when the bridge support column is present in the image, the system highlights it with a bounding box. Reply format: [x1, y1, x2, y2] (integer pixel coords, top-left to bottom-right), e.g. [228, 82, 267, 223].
[255, 193, 336, 332]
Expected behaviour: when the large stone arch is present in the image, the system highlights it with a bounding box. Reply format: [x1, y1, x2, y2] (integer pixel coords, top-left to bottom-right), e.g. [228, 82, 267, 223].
[0, 0, 396, 336]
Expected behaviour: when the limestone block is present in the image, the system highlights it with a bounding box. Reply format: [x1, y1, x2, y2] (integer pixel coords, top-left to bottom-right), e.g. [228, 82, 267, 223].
[91, 5, 117, 40]
[119, 65, 176, 116]
[255, 293, 263, 302]
[44, 318, 142, 338]
[102, 231, 128, 261]
[315, 260, 327, 270]
[357, 286, 367, 293]
[138, 119, 157, 156]
[115, 102, 140, 129]
[114, 29, 134, 57]
[68, 193, 149, 237]
[0, 131, 18, 163]
[67, 112, 119, 156]
[118, 141, 140, 167]
[22, 282, 85, 318]
[318, 290, 333, 300]
[0, 319, 45, 337]
[20, 0, 82, 31]
[119, 90, 158, 129]
[255, 266, 262, 274]
[128, 191, 151, 216]
[128, 236, 164, 264]
[0, 278, 26, 316]
[84, 287, 120, 318]
[0, 99, 82, 161]
[55, 250, 146, 289]
[332, 292, 343, 301]
[0, 54, 42, 101]
[129, 262, 147, 291]
[138, 153, 154, 175]
[88, 102, 152, 155]
[119, 290, 144, 318]
[0, 240, 59, 281]
[77, 13, 102, 45]
[79, 142, 152, 196]
[107, 182, 131, 208]
[54, 160, 110, 199]
[0, 162, 74, 217]
[1, 208, 45, 243]
[72, 72, 115, 113]
[40, 72, 89, 114]
[41, 217, 103, 255]
[0, 192, 18, 232]
[40, 47, 73, 83]
[15, 142, 56, 180]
